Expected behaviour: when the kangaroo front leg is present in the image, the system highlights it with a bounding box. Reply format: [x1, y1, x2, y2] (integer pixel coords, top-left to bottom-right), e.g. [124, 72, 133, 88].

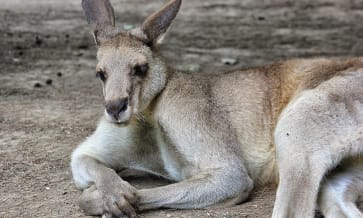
[138, 167, 254, 210]
[75, 156, 139, 217]
[71, 119, 163, 217]
[81, 167, 254, 211]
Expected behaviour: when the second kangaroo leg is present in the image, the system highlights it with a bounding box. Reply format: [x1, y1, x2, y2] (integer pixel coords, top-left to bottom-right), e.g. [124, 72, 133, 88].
[272, 89, 363, 218]
[318, 160, 363, 218]
[137, 166, 254, 210]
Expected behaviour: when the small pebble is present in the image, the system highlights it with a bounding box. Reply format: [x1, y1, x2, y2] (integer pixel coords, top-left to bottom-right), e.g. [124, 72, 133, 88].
[77, 44, 89, 49]
[123, 23, 134, 30]
[180, 63, 201, 73]
[14, 45, 23, 50]
[45, 79, 53, 85]
[45, 187, 50, 190]
[34, 82, 42, 88]
[35, 36, 42, 46]
[221, 57, 237, 65]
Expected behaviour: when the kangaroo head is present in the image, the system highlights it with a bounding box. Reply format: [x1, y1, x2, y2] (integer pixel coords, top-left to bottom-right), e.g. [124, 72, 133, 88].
[82, 0, 181, 124]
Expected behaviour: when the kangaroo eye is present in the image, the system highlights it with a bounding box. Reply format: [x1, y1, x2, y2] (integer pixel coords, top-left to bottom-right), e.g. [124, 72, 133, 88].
[134, 64, 148, 78]
[96, 70, 107, 82]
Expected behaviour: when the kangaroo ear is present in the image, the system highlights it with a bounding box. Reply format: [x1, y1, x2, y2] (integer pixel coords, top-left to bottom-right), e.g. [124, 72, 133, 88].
[140, 0, 181, 46]
[82, 0, 118, 45]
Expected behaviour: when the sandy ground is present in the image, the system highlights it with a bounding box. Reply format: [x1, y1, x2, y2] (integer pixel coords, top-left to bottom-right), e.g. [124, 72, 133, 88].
[1, 0, 363, 217]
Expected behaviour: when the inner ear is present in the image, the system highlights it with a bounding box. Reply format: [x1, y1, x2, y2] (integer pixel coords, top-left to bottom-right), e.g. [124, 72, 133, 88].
[82, 0, 121, 45]
[140, 0, 182, 45]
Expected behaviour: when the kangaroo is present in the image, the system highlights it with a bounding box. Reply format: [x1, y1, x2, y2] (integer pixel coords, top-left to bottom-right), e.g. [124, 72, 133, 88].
[71, 0, 363, 217]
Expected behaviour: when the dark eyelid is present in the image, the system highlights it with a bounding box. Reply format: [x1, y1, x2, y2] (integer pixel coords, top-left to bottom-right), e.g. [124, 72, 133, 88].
[134, 63, 148, 78]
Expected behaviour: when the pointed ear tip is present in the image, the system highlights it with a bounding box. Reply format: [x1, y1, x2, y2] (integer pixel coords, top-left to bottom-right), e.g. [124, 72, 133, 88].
[172, 0, 182, 16]
[165, 0, 182, 10]
[173, 0, 182, 9]
[81, 0, 89, 8]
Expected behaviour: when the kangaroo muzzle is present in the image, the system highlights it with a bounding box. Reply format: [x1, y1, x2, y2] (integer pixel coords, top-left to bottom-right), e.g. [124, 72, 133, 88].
[105, 97, 131, 124]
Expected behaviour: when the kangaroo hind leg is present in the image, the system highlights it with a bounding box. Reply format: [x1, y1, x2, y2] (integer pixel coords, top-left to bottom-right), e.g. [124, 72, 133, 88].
[273, 83, 363, 218]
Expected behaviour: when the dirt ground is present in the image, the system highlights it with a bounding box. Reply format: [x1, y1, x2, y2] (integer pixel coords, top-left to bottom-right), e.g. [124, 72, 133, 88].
[1, 0, 363, 217]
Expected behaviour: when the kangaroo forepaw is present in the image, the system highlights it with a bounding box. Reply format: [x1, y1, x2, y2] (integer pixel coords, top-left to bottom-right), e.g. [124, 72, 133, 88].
[80, 183, 139, 218]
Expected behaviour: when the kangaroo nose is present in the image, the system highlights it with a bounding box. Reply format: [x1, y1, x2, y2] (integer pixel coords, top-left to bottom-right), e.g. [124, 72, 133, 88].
[105, 98, 128, 119]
